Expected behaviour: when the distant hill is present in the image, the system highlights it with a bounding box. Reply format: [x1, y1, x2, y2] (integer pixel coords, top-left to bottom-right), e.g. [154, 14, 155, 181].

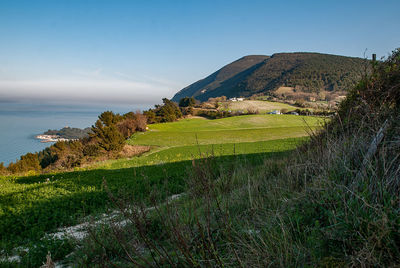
[172, 52, 368, 102]
[44, 127, 91, 139]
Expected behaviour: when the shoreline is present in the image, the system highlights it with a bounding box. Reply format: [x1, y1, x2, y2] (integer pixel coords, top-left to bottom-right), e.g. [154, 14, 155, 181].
[35, 134, 74, 143]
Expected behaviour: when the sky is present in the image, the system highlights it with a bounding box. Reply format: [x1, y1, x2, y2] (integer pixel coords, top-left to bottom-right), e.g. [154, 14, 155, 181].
[0, 0, 399, 107]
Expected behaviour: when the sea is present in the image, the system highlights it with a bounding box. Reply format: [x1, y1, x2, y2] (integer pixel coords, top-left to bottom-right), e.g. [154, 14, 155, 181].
[0, 102, 150, 166]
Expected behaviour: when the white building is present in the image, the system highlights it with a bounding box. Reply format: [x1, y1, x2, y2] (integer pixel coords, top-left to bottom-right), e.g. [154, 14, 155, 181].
[229, 97, 244, 102]
[268, 110, 281, 115]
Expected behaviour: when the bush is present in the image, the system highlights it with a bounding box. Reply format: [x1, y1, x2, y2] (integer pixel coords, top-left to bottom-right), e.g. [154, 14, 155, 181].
[179, 96, 196, 107]
[247, 107, 260, 114]
[7, 153, 41, 174]
[144, 98, 183, 123]
[0, 162, 7, 175]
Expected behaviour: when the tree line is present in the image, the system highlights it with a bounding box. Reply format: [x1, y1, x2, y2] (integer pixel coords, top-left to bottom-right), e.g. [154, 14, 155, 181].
[0, 110, 147, 175]
[0, 97, 198, 176]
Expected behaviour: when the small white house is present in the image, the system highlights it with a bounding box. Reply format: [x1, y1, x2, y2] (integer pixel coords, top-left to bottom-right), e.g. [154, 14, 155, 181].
[268, 110, 281, 115]
[229, 97, 244, 102]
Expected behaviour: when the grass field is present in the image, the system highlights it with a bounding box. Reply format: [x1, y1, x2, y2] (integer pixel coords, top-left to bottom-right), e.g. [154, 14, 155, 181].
[129, 114, 323, 147]
[0, 114, 324, 266]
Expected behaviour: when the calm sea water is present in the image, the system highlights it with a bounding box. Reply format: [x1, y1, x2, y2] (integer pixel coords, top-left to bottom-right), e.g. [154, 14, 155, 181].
[0, 102, 149, 165]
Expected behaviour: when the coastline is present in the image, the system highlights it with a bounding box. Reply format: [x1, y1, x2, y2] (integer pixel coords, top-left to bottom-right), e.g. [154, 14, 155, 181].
[35, 134, 75, 143]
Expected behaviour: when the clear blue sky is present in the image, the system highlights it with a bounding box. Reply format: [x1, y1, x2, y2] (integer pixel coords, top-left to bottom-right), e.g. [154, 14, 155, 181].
[0, 0, 399, 106]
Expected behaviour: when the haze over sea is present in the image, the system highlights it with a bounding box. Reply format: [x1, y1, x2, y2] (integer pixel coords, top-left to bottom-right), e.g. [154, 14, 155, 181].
[0, 101, 150, 166]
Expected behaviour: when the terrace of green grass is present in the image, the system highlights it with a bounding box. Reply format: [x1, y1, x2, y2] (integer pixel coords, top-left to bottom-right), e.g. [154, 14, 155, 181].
[128, 114, 323, 147]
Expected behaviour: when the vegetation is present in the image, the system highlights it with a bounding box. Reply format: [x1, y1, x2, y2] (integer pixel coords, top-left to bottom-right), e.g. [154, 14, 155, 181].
[218, 99, 300, 113]
[129, 115, 323, 147]
[178, 96, 196, 107]
[0, 119, 309, 266]
[66, 48, 399, 267]
[6, 153, 41, 174]
[90, 111, 125, 152]
[172, 52, 367, 102]
[43, 127, 92, 139]
[172, 55, 269, 102]
[144, 98, 183, 123]
[3, 110, 148, 175]
[2, 47, 397, 266]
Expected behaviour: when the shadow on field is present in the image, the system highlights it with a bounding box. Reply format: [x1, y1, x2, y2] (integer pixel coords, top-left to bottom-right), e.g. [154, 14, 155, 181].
[2, 151, 291, 245]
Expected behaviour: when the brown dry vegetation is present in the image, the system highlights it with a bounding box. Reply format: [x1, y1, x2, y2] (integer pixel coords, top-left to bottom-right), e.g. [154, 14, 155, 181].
[119, 144, 150, 158]
[220, 100, 297, 113]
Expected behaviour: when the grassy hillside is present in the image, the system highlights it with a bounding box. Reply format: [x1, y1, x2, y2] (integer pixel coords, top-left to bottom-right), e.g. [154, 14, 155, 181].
[0, 114, 322, 266]
[128, 115, 322, 147]
[68, 49, 399, 267]
[172, 52, 367, 102]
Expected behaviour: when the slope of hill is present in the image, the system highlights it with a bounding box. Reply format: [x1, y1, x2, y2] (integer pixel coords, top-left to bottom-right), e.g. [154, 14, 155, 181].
[0, 114, 322, 266]
[172, 52, 368, 102]
[74, 49, 399, 267]
[172, 55, 269, 101]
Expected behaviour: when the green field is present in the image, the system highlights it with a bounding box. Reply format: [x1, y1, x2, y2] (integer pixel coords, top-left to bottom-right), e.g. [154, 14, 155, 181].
[129, 114, 323, 147]
[0, 114, 324, 266]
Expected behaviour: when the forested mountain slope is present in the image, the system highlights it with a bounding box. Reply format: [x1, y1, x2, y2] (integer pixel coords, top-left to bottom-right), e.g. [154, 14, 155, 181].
[172, 52, 367, 102]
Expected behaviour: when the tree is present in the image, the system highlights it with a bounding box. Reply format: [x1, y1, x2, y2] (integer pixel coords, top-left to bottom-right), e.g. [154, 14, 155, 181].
[156, 98, 182, 122]
[7, 153, 41, 173]
[143, 110, 158, 124]
[179, 97, 196, 107]
[38, 147, 57, 169]
[117, 118, 137, 139]
[0, 162, 7, 175]
[98, 111, 123, 127]
[98, 125, 124, 152]
[123, 111, 147, 132]
[91, 114, 125, 152]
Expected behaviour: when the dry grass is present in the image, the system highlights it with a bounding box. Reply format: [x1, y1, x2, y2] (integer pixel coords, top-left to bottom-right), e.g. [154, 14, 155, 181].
[220, 100, 297, 113]
[275, 86, 295, 95]
[119, 144, 150, 158]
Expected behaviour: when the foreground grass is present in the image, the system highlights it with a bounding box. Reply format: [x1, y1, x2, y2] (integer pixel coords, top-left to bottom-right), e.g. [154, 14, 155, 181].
[71, 52, 400, 266]
[0, 138, 304, 266]
[0, 114, 323, 266]
[72, 119, 400, 267]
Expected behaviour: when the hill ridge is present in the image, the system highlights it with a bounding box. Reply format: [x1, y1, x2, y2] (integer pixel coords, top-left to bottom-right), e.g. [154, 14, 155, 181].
[172, 52, 367, 102]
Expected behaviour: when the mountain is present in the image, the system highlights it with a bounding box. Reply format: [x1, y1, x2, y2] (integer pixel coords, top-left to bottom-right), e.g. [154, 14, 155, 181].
[172, 52, 368, 102]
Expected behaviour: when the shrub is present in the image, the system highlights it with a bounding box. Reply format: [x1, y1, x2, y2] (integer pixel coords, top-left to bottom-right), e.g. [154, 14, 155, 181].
[117, 118, 138, 139]
[7, 152, 41, 174]
[0, 162, 7, 175]
[247, 107, 260, 114]
[144, 98, 183, 123]
[179, 96, 196, 107]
